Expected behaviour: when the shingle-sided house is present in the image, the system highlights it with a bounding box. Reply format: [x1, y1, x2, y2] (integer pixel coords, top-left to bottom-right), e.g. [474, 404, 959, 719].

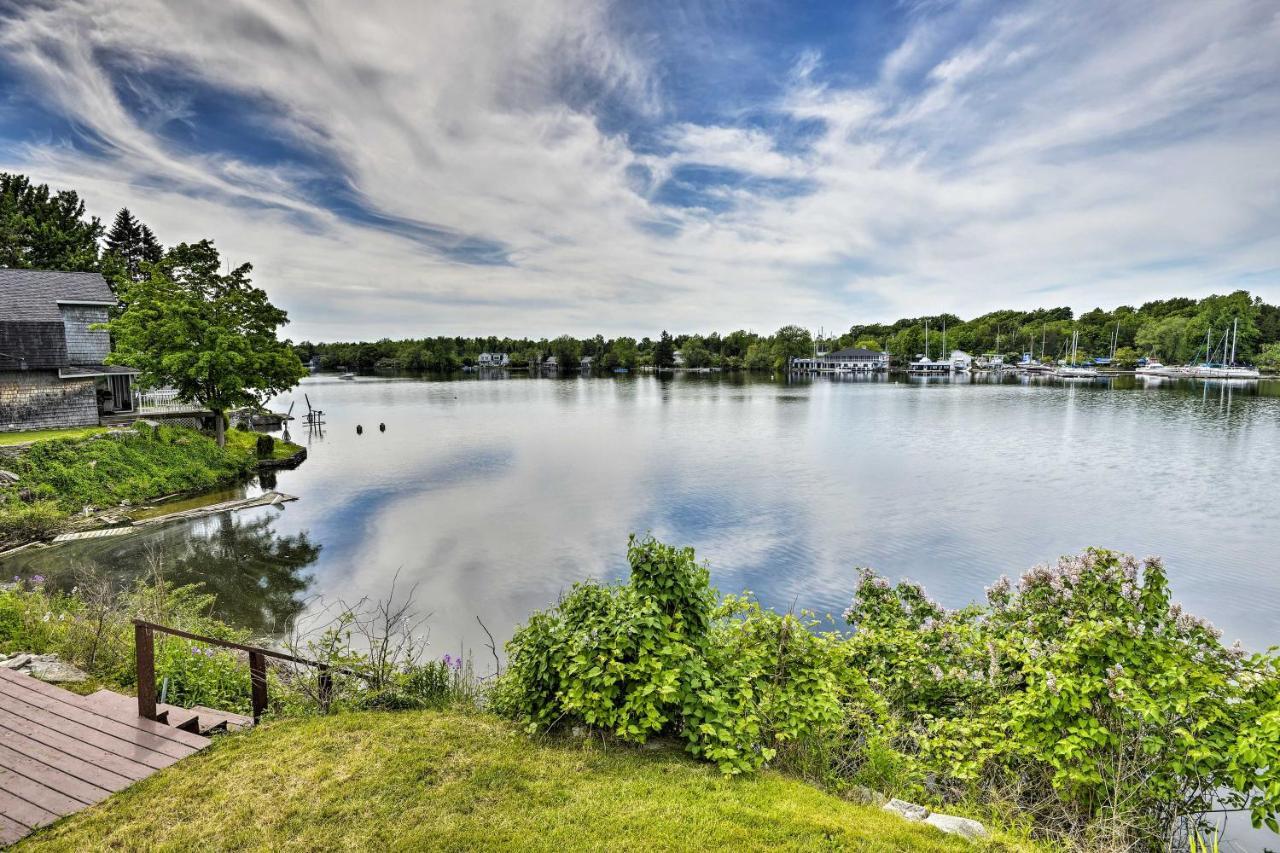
[0, 269, 139, 432]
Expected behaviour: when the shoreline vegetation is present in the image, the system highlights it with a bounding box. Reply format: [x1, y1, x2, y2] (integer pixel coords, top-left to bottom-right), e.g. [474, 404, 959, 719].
[295, 290, 1280, 375]
[3, 536, 1275, 851]
[0, 423, 304, 550]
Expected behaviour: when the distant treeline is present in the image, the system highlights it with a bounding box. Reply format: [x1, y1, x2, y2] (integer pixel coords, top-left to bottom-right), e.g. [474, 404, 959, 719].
[297, 291, 1280, 372]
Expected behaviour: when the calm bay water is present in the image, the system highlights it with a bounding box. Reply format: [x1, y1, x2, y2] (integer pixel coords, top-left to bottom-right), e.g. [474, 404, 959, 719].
[7, 372, 1280, 655]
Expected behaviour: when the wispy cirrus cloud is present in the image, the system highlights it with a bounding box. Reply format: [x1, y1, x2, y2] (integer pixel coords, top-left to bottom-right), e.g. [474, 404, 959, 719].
[0, 0, 1277, 339]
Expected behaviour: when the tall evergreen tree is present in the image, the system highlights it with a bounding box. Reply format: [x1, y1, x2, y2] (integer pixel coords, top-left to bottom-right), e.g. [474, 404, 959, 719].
[105, 208, 141, 257]
[139, 223, 163, 264]
[654, 331, 675, 369]
[104, 207, 163, 282]
[0, 172, 102, 270]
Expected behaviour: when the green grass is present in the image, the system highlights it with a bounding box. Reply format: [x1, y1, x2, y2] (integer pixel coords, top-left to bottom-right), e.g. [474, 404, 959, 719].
[224, 428, 305, 461]
[19, 711, 1015, 852]
[0, 426, 106, 446]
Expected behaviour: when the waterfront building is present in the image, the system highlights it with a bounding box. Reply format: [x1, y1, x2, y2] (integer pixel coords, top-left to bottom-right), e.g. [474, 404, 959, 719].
[791, 347, 889, 373]
[477, 352, 509, 367]
[0, 269, 139, 432]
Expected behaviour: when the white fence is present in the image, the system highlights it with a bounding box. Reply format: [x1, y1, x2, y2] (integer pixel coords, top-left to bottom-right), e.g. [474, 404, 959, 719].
[135, 388, 193, 413]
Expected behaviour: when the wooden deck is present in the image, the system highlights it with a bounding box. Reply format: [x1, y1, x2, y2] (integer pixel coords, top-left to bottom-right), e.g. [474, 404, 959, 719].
[0, 668, 210, 845]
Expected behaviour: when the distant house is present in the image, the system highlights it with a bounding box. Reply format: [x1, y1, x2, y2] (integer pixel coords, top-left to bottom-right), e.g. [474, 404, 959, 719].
[477, 352, 509, 367]
[791, 347, 889, 373]
[580, 355, 594, 371]
[0, 269, 139, 431]
[543, 355, 558, 370]
[672, 350, 685, 367]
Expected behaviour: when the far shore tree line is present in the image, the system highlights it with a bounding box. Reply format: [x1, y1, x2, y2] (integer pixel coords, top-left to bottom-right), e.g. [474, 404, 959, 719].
[297, 291, 1280, 375]
[1, 172, 305, 445]
[6, 170, 1279, 416]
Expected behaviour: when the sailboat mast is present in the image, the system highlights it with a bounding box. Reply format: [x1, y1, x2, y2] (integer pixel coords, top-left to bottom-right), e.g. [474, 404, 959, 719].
[1231, 318, 1238, 365]
[924, 319, 929, 360]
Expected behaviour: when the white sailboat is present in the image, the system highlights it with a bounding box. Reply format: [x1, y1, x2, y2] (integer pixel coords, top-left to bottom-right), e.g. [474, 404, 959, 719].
[1055, 330, 1099, 378]
[1186, 319, 1260, 379]
[908, 319, 951, 374]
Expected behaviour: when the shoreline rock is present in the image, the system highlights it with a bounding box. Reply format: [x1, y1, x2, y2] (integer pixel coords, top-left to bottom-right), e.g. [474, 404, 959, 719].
[882, 798, 990, 841]
[0, 652, 89, 683]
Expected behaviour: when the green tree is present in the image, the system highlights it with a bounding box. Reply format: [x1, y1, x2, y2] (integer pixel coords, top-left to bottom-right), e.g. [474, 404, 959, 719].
[770, 325, 812, 370]
[1136, 315, 1195, 363]
[549, 335, 582, 370]
[104, 207, 163, 282]
[107, 240, 307, 446]
[1256, 342, 1280, 371]
[654, 331, 676, 369]
[743, 342, 773, 371]
[0, 172, 102, 270]
[1112, 346, 1142, 369]
[681, 335, 712, 368]
[608, 337, 639, 369]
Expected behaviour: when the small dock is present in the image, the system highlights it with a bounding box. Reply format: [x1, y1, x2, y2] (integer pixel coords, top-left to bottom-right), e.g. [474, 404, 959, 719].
[0, 669, 221, 844]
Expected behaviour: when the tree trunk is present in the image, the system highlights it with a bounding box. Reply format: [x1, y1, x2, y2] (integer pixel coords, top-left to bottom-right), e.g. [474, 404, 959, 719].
[214, 409, 226, 446]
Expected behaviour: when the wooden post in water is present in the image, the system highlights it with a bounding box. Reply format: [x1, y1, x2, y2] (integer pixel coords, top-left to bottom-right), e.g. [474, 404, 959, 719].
[249, 651, 268, 723]
[135, 623, 157, 721]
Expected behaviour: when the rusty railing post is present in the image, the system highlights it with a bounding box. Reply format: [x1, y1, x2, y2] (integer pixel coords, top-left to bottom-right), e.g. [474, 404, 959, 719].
[135, 622, 157, 721]
[318, 666, 333, 713]
[249, 651, 268, 723]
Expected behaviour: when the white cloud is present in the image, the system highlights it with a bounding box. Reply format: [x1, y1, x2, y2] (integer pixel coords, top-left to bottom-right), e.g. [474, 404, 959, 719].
[0, 0, 1277, 338]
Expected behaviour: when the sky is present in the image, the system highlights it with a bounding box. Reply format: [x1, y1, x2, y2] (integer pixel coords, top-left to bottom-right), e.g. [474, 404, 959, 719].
[1, 0, 1278, 341]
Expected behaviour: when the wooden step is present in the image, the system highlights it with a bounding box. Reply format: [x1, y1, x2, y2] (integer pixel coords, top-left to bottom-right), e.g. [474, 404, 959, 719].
[189, 705, 254, 733]
[85, 690, 250, 736]
[85, 691, 202, 734]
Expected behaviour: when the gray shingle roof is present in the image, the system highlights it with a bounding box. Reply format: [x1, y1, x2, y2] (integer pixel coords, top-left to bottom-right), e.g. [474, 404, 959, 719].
[0, 321, 67, 369]
[826, 347, 884, 358]
[0, 269, 114, 322]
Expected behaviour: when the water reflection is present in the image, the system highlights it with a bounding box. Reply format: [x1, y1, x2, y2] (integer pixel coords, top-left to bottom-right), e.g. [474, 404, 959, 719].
[4, 511, 319, 634]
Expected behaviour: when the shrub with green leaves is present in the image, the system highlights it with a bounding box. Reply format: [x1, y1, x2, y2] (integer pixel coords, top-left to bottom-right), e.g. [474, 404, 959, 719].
[843, 549, 1280, 849]
[496, 535, 844, 774]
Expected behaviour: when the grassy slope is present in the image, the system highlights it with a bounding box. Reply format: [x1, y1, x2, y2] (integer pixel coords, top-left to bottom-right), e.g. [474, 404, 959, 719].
[0, 426, 304, 546]
[20, 711, 1005, 852]
[0, 427, 106, 446]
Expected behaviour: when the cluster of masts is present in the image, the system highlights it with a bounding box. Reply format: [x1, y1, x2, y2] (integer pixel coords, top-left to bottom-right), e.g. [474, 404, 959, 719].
[1137, 318, 1260, 380]
[908, 316, 1261, 381]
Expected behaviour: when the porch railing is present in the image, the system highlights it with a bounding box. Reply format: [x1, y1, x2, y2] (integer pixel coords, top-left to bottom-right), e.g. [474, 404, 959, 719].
[133, 620, 370, 723]
[135, 388, 191, 413]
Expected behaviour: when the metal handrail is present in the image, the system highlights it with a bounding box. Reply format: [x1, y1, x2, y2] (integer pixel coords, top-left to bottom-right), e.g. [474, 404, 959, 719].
[132, 619, 370, 724]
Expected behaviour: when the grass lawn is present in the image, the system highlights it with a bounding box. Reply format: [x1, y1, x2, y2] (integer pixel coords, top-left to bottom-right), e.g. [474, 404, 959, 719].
[0, 426, 106, 446]
[18, 711, 1015, 852]
[223, 428, 305, 461]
